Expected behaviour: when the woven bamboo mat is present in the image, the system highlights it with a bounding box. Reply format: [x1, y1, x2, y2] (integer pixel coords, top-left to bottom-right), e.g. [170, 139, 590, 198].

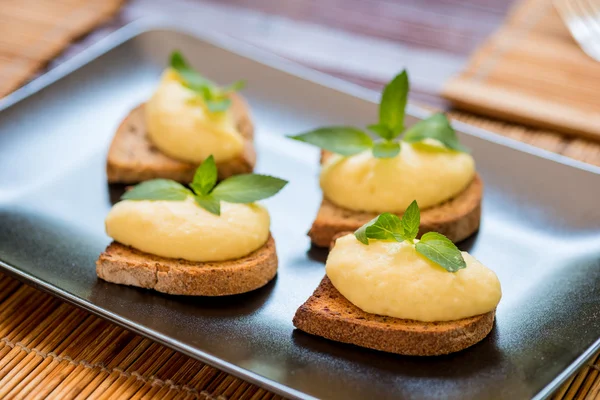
[0, 0, 124, 97]
[442, 0, 600, 142]
[0, 272, 282, 399]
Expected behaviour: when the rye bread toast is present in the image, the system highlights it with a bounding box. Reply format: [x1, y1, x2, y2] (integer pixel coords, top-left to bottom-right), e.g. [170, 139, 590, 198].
[106, 93, 255, 184]
[96, 235, 277, 296]
[293, 276, 495, 356]
[308, 151, 483, 247]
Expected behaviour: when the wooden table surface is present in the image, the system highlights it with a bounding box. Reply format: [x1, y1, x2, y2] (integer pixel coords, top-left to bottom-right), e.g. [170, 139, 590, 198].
[49, 0, 517, 108]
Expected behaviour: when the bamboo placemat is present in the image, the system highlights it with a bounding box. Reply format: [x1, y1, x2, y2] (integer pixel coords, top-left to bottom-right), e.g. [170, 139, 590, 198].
[0, 272, 281, 399]
[442, 0, 600, 143]
[0, 0, 124, 98]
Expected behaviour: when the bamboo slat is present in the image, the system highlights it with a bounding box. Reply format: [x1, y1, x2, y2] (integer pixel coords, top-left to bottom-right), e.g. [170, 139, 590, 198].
[442, 0, 600, 143]
[0, 0, 124, 98]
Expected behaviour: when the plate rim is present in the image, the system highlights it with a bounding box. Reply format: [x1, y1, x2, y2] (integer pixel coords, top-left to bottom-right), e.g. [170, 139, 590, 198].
[0, 17, 598, 400]
[1, 17, 599, 178]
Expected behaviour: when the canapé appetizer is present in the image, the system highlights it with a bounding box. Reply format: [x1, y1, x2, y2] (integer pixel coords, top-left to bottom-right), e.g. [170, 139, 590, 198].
[97, 156, 286, 296]
[290, 71, 481, 246]
[293, 201, 501, 355]
[107, 51, 254, 183]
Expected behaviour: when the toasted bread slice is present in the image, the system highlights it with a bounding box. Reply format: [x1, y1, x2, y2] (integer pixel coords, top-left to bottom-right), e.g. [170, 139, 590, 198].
[106, 93, 256, 184]
[308, 151, 483, 247]
[96, 235, 277, 296]
[293, 277, 495, 356]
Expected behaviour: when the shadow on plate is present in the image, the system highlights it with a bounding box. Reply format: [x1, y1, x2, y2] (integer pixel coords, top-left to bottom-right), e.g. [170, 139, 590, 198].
[108, 183, 128, 205]
[456, 229, 481, 253]
[291, 323, 502, 378]
[307, 244, 329, 264]
[89, 274, 278, 318]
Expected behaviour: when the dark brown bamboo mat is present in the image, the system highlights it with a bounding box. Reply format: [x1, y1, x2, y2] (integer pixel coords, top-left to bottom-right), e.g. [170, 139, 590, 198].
[442, 0, 600, 143]
[0, 0, 124, 98]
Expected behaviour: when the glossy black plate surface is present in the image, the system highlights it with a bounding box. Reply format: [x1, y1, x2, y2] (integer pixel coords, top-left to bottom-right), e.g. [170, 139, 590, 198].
[0, 20, 599, 400]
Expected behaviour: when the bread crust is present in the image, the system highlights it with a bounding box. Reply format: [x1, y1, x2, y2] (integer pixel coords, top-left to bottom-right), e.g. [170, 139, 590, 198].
[96, 235, 277, 296]
[293, 276, 495, 356]
[106, 93, 255, 183]
[308, 150, 482, 246]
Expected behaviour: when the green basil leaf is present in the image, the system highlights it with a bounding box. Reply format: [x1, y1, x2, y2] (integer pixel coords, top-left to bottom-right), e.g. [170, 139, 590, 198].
[169, 51, 188, 72]
[194, 195, 221, 216]
[401, 200, 420, 242]
[364, 213, 405, 242]
[211, 174, 288, 203]
[372, 141, 400, 158]
[354, 216, 378, 245]
[199, 85, 213, 102]
[378, 70, 409, 139]
[170, 51, 243, 114]
[410, 141, 451, 153]
[415, 232, 467, 272]
[206, 98, 231, 113]
[289, 127, 373, 156]
[221, 80, 246, 93]
[367, 123, 393, 139]
[403, 113, 469, 152]
[190, 155, 217, 196]
[169, 51, 215, 90]
[121, 179, 192, 201]
[200, 85, 215, 100]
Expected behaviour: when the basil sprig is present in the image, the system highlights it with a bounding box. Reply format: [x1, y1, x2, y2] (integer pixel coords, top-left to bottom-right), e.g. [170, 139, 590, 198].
[122, 156, 287, 216]
[354, 200, 467, 272]
[289, 70, 467, 158]
[170, 51, 245, 113]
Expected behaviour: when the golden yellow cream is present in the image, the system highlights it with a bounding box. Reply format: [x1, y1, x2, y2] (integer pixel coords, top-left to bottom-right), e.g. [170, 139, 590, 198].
[145, 69, 244, 163]
[326, 234, 501, 322]
[105, 197, 270, 262]
[320, 142, 475, 213]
